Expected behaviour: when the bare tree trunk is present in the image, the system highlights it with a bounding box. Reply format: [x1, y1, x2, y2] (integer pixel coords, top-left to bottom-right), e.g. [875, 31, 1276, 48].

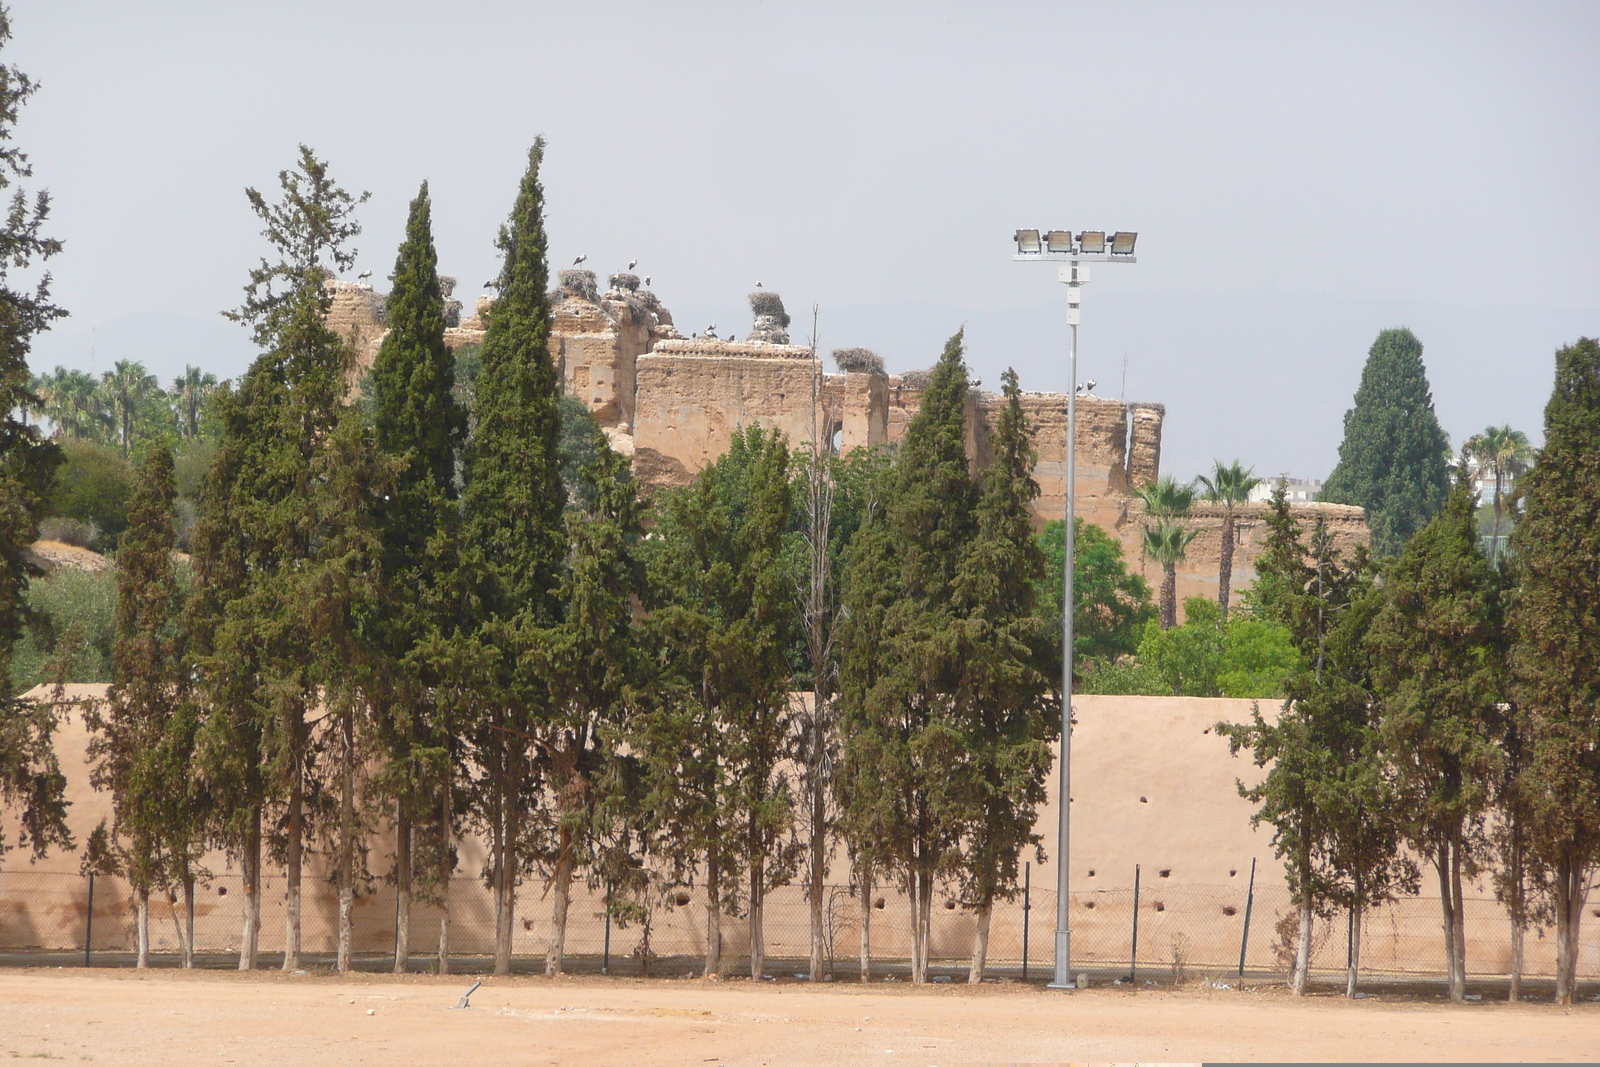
[1509, 916, 1524, 1002]
[493, 757, 520, 976]
[546, 823, 573, 976]
[1217, 512, 1236, 618]
[437, 790, 452, 976]
[337, 707, 355, 975]
[704, 852, 722, 977]
[750, 853, 765, 980]
[858, 864, 872, 983]
[918, 882, 933, 984]
[393, 805, 410, 974]
[1290, 897, 1312, 995]
[170, 880, 194, 969]
[1345, 907, 1362, 997]
[915, 870, 928, 979]
[284, 773, 303, 972]
[239, 808, 260, 971]
[968, 899, 991, 984]
[135, 889, 149, 969]
[1160, 564, 1177, 630]
[1450, 845, 1468, 1001]
[1436, 855, 1462, 1002]
[808, 712, 826, 982]
[1555, 850, 1586, 1005]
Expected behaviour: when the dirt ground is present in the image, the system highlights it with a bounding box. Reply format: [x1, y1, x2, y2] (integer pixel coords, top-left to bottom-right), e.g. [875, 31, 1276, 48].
[1, 969, 1596, 1065]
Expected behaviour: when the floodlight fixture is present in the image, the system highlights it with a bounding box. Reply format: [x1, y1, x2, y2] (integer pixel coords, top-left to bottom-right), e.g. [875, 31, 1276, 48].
[1014, 229, 1042, 255]
[1110, 231, 1138, 255]
[1045, 230, 1076, 255]
[1077, 231, 1106, 254]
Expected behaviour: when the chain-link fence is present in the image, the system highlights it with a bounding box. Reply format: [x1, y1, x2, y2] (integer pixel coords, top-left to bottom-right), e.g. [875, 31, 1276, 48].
[3, 865, 1595, 982]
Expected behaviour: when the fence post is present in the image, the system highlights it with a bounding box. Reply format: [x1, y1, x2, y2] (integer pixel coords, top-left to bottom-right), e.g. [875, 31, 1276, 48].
[602, 900, 611, 976]
[1238, 857, 1256, 978]
[1129, 864, 1140, 983]
[84, 872, 95, 969]
[1021, 862, 1030, 982]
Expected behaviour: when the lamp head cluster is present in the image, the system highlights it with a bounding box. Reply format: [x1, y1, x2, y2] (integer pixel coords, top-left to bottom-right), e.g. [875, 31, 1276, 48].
[1013, 229, 1137, 262]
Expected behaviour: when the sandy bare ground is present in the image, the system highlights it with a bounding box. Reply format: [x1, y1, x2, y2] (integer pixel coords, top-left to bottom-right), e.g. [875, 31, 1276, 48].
[0, 970, 1596, 1065]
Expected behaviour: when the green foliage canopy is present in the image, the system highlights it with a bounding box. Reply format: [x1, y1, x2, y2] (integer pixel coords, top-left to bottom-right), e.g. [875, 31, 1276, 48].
[1321, 327, 1451, 557]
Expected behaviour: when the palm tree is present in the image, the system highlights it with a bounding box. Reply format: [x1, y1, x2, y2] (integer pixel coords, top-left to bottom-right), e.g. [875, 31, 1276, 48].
[40, 366, 106, 442]
[171, 364, 219, 439]
[1463, 424, 1533, 565]
[1194, 459, 1262, 618]
[100, 359, 158, 456]
[1141, 521, 1198, 630]
[1135, 475, 1197, 629]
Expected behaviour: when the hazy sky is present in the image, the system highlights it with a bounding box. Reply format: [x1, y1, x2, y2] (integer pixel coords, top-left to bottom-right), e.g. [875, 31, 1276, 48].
[15, 2, 1598, 480]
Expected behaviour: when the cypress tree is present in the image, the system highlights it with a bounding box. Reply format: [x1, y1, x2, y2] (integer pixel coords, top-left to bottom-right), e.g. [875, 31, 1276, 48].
[0, 2, 71, 869]
[1367, 474, 1504, 1002]
[87, 445, 180, 968]
[838, 329, 977, 985]
[528, 439, 644, 975]
[454, 139, 566, 975]
[1220, 492, 1413, 996]
[947, 368, 1054, 982]
[368, 180, 465, 973]
[195, 145, 372, 971]
[636, 425, 799, 979]
[1509, 336, 1600, 1004]
[1322, 327, 1451, 557]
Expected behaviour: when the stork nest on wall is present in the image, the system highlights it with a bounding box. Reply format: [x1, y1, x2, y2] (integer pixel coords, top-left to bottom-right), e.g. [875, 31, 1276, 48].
[557, 269, 599, 303]
[748, 290, 791, 327]
[608, 271, 641, 293]
[898, 368, 933, 389]
[832, 347, 884, 375]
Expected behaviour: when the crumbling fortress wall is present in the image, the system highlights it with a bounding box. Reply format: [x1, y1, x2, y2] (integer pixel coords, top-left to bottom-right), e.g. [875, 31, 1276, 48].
[332, 274, 1366, 608]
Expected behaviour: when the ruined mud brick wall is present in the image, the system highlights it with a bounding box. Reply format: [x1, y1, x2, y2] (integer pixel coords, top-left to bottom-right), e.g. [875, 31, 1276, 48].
[546, 271, 677, 432]
[632, 339, 833, 485]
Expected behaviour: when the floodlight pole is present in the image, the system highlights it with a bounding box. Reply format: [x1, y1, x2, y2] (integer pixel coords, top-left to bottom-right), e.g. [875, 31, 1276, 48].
[1013, 231, 1136, 991]
[1053, 262, 1080, 991]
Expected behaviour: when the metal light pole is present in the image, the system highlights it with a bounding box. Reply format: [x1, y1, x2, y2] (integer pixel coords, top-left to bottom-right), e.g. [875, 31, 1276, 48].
[1013, 229, 1137, 990]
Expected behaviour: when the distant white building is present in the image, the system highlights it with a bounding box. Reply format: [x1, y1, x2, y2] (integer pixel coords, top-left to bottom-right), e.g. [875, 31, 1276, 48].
[1465, 457, 1516, 507]
[1248, 475, 1323, 504]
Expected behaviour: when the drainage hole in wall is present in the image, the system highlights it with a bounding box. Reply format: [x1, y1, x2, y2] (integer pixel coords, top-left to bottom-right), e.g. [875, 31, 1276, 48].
[1139, 796, 1148, 804]
[1153, 902, 1165, 912]
[1158, 869, 1171, 878]
[1222, 905, 1238, 916]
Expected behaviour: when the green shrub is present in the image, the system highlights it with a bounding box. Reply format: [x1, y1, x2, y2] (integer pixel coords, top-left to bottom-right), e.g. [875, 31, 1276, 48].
[45, 439, 136, 547]
[8, 566, 118, 694]
[1081, 596, 1300, 698]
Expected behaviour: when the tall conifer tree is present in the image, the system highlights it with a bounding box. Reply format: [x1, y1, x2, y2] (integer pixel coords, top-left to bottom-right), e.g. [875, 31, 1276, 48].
[528, 440, 644, 975]
[839, 330, 977, 984]
[195, 145, 371, 971]
[637, 426, 799, 978]
[453, 139, 566, 974]
[369, 181, 464, 972]
[0, 2, 71, 870]
[947, 369, 1054, 982]
[89, 445, 182, 968]
[1510, 336, 1600, 1004]
[1322, 327, 1450, 557]
[1368, 474, 1503, 1002]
